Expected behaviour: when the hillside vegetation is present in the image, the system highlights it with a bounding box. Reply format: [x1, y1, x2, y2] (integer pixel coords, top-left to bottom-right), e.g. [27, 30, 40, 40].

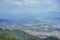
[0, 28, 60, 40]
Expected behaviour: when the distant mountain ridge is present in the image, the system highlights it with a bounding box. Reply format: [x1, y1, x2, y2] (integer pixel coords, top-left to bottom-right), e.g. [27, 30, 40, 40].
[0, 12, 60, 39]
[0, 18, 60, 39]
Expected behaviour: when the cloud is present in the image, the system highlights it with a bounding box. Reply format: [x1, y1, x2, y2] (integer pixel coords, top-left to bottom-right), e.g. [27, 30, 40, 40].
[43, 0, 53, 5]
[24, 0, 60, 13]
[12, 1, 23, 5]
[24, 0, 40, 5]
[39, 0, 60, 12]
[0, 0, 23, 6]
[0, 0, 60, 13]
[0, 0, 40, 6]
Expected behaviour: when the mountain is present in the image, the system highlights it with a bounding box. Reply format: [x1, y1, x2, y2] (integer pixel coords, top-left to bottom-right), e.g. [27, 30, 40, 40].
[0, 12, 60, 39]
[0, 28, 60, 40]
[0, 18, 60, 38]
[43, 37, 60, 40]
[0, 28, 42, 40]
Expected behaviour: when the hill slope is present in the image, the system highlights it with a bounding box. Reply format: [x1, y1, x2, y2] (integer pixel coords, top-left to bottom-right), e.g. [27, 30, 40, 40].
[0, 28, 60, 40]
[0, 28, 41, 40]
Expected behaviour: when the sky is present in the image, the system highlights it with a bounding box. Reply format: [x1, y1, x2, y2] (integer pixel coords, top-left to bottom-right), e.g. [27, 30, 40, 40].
[0, 0, 60, 13]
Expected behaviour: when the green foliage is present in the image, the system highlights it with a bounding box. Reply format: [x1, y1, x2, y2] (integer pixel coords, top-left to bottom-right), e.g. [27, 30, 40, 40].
[43, 36, 60, 40]
[0, 28, 21, 40]
[0, 28, 60, 40]
[0, 36, 21, 40]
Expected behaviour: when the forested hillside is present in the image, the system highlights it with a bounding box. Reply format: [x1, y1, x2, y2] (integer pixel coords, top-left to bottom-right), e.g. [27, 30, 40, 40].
[0, 28, 60, 40]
